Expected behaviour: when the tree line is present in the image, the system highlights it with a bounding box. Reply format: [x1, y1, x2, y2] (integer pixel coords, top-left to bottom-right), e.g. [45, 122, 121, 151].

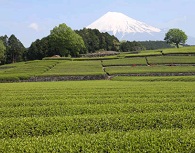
[0, 24, 144, 63]
[0, 23, 187, 64]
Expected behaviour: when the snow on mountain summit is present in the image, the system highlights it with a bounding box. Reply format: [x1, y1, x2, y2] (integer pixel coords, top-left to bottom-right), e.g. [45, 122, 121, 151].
[87, 12, 161, 36]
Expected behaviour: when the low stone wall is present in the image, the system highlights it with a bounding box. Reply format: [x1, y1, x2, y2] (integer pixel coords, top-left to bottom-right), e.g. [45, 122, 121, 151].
[81, 51, 119, 57]
[24, 75, 107, 82]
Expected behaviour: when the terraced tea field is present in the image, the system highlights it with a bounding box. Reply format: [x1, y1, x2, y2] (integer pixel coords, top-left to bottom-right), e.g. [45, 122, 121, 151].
[105, 65, 195, 75]
[0, 81, 195, 152]
[0, 46, 195, 82]
[0, 60, 105, 82]
[102, 57, 147, 66]
[42, 60, 104, 76]
[147, 56, 195, 64]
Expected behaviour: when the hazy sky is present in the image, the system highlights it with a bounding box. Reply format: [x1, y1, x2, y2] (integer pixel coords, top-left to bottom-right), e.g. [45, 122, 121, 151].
[0, 0, 194, 47]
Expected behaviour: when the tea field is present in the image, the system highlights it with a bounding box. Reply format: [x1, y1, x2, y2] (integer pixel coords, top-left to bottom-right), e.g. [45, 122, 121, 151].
[0, 81, 195, 152]
[0, 46, 195, 152]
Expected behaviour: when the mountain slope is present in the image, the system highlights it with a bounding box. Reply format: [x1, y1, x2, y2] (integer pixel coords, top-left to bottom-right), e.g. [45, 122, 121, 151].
[87, 12, 161, 40]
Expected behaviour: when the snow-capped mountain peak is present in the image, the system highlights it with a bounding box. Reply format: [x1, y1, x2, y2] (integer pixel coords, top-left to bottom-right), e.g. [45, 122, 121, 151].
[86, 12, 195, 45]
[87, 12, 161, 36]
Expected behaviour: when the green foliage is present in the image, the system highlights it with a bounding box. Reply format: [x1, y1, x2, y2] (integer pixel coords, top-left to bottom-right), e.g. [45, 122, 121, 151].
[26, 38, 50, 60]
[0, 34, 26, 64]
[0, 81, 194, 152]
[75, 28, 120, 53]
[27, 24, 87, 60]
[7, 34, 26, 63]
[0, 111, 195, 138]
[0, 40, 6, 63]
[50, 23, 86, 57]
[0, 35, 8, 47]
[164, 28, 188, 48]
[0, 130, 195, 152]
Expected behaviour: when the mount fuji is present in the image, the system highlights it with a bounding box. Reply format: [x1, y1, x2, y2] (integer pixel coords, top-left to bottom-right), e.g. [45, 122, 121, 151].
[87, 12, 195, 45]
[86, 12, 164, 41]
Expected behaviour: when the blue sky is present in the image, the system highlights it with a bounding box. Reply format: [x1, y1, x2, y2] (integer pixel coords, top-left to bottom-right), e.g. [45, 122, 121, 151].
[0, 0, 195, 47]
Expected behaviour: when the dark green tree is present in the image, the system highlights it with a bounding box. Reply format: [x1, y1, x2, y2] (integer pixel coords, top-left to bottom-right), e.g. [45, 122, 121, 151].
[76, 28, 120, 53]
[112, 39, 120, 51]
[0, 35, 8, 47]
[76, 28, 100, 53]
[27, 36, 57, 60]
[50, 23, 86, 57]
[27, 39, 43, 60]
[0, 35, 9, 63]
[164, 28, 188, 48]
[0, 40, 6, 64]
[7, 34, 26, 63]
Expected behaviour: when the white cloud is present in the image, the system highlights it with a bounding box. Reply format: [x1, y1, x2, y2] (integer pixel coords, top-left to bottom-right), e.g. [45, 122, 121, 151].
[28, 23, 39, 31]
